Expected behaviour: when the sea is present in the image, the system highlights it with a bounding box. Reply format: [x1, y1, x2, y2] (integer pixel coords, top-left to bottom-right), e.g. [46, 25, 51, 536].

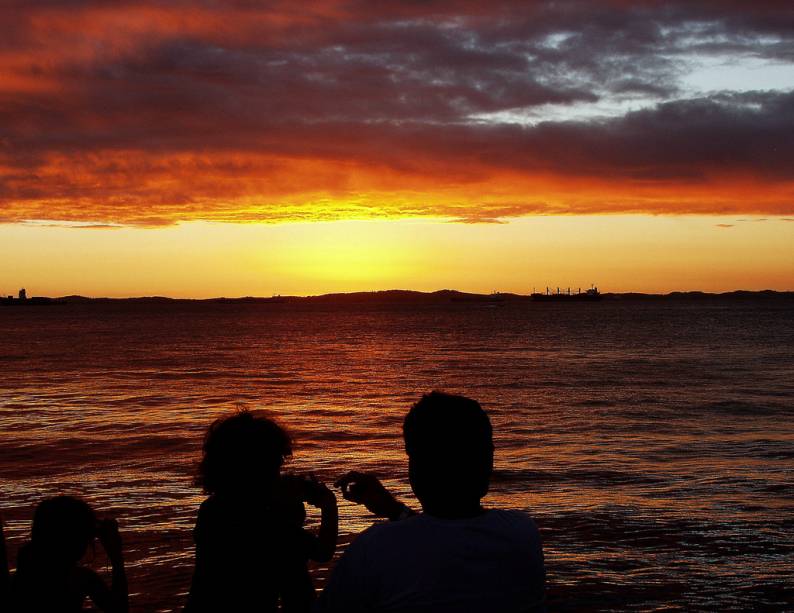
[1, 298, 792, 612]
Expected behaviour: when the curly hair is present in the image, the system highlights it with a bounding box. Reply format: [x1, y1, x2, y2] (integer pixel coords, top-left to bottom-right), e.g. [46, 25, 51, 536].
[196, 409, 292, 495]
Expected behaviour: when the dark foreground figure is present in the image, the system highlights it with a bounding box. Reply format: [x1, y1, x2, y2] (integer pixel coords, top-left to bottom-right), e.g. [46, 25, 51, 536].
[1, 496, 128, 613]
[0, 515, 8, 603]
[184, 410, 338, 613]
[0, 393, 542, 612]
[317, 391, 546, 612]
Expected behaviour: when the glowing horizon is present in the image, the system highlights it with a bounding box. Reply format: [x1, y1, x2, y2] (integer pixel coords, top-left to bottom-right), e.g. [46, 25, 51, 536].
[2, 216, 792, 298]
[2, 2, 794, 293]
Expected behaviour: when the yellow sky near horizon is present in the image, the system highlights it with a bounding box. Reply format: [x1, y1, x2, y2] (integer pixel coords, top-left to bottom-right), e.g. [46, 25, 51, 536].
[4, 4, 794, 301]
[2, 215, 792, 298]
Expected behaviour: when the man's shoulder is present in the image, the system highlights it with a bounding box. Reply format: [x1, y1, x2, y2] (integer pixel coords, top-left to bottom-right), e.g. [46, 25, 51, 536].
[484, 508, 540, 529]
[355, 514, 424, 540]
[343, 514, 435, 556]
[481, 509, 542, 544]
[352, 509, 539, 545]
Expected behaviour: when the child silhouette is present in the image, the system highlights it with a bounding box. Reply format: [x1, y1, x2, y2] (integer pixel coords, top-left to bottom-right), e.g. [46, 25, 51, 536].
[9, 496, 128, 612]
[184, 410, 337, 612]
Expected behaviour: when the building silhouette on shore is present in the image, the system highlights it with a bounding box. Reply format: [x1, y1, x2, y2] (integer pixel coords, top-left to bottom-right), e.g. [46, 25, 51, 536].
[1, 288, 57, 306]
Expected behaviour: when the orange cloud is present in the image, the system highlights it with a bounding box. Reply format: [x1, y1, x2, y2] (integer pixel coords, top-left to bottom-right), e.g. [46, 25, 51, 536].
[2, 149, 792, 226]
[1, 2, 794, 225]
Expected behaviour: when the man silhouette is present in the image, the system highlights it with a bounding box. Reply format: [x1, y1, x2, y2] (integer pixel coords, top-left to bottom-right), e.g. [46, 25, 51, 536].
[316, 392, 545, 612]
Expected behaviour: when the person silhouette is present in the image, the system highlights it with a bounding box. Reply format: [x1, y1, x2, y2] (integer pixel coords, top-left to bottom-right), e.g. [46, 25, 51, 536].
[184, 409, 337, 613]
[316, 391, 546, 612]
[0, 516, 8, 604]
[8, 495, 128, 613]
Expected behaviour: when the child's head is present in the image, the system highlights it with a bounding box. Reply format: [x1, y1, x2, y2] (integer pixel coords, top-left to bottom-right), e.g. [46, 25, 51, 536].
[31, 496, 96, 563]
[197, 409, 292, 496]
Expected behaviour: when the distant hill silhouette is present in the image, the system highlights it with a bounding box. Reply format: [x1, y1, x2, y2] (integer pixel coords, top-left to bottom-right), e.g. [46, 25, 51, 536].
[602, 289, 792, 301]
[34, 289, 794, 305]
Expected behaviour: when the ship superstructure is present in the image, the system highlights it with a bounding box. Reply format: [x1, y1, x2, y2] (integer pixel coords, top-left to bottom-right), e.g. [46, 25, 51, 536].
[531, 286, 601, 302]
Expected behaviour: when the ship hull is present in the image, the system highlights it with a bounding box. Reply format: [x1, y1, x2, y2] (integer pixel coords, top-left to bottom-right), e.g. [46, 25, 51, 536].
[530, 293, 602, 302]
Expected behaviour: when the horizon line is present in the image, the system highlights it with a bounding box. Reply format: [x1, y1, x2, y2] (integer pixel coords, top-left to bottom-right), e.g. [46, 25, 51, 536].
[5, 288, 794, 302]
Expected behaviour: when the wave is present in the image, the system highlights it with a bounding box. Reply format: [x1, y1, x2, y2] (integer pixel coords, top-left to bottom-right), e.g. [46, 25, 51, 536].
[491, 468, 665, 487]
[691, 400, 793, 415]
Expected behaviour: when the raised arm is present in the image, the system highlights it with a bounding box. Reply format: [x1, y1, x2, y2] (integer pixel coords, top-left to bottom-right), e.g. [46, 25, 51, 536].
[303, 476, 338, 563]
[88, 519, 128, 613]
[334, 472, 415, 521]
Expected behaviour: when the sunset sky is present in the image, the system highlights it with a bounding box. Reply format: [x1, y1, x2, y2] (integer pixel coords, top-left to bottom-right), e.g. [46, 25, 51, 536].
[1, 1, 793, 297]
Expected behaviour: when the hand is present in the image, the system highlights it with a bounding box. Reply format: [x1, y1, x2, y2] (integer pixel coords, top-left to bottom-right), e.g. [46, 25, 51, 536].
[282, 474, 336, 510]
[334, 471, 406, 520]
[96, 518, 123, 562]
[303, 475, 337, 510]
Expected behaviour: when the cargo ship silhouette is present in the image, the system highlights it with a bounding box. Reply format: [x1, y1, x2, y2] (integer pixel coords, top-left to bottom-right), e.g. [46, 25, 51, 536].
[531, 286, 601, 302]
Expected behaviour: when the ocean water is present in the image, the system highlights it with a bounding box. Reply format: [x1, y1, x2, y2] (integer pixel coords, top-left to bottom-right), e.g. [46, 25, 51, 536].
[1, 299, 793, 612]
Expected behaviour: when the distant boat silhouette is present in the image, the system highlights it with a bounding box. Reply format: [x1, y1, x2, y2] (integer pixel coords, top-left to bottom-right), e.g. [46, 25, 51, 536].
[531, 286, 601, 302]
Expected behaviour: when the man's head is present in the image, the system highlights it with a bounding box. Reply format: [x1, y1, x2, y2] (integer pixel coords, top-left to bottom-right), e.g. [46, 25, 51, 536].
[403, 392, 494, 515]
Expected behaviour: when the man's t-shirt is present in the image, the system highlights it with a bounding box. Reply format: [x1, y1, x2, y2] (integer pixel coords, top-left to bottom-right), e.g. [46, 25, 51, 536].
[316, 509, 545, 613]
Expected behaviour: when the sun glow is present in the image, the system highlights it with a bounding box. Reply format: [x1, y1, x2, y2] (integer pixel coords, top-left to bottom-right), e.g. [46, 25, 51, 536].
[1, 216, 792, 298]
[263, 221, 424, 288]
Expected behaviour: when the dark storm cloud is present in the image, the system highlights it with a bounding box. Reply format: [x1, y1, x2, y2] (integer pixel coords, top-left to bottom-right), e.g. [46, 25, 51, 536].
[0, 1, 793, 224]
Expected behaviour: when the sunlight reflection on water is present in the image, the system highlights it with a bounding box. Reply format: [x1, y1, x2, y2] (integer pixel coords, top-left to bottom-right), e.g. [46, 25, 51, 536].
[1, 300, 793, 611]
